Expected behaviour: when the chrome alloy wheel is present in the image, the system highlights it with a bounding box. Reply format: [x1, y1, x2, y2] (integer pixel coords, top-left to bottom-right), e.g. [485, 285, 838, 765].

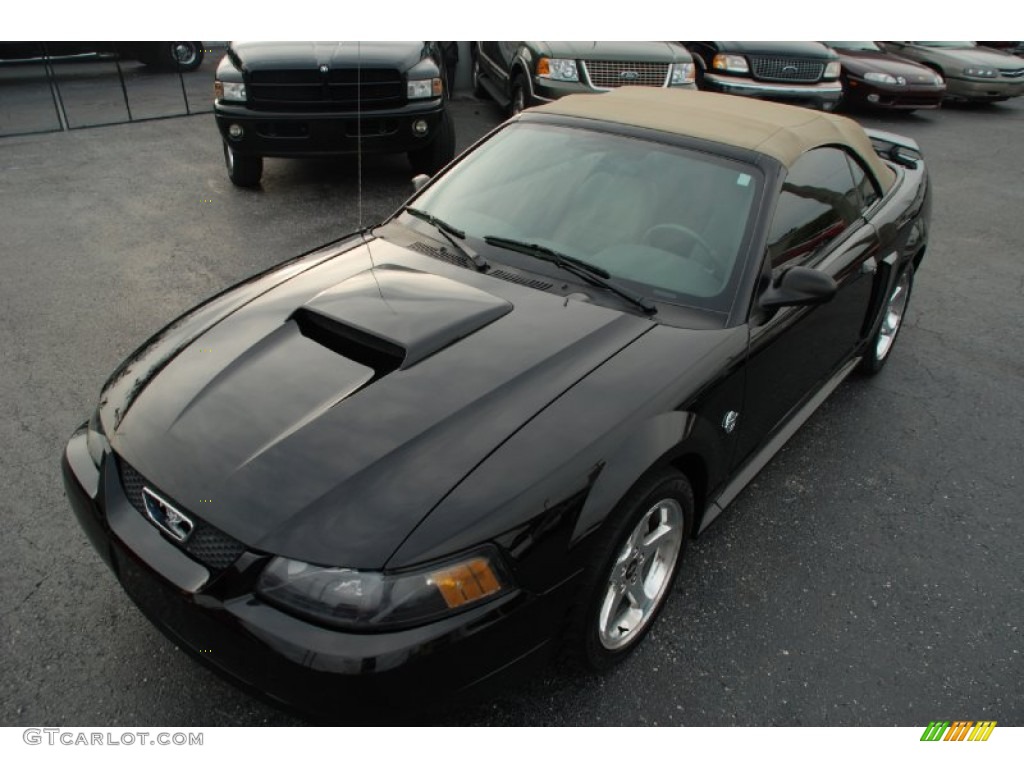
[876, 270, 911, 362]
[598, 498, 684, 650]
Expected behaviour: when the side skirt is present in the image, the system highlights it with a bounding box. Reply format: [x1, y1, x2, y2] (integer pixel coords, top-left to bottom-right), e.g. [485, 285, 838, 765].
[698, 356, 861, 533]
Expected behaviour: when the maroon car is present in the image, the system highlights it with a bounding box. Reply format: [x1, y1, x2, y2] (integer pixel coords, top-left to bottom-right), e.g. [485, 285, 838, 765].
[825, 41, 945, 111]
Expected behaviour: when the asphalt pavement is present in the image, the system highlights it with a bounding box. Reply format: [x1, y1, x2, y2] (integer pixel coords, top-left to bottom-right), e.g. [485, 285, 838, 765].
[1, 85, 1021, 726]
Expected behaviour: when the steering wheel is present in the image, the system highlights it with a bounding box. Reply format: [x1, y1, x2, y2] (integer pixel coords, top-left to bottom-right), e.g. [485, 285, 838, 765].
[642, 224, 722, 280]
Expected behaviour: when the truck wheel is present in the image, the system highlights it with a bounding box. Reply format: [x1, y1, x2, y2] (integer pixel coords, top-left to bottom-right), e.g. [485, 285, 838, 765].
[510, 73, 530, 116]
[408, 112, 456, 176]
[223, 142, 262, 187]
[144, 42, 204, 72]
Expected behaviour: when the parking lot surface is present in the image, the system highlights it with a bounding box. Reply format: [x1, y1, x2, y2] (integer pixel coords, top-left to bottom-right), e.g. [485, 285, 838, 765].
[1, 90, 1022, 726]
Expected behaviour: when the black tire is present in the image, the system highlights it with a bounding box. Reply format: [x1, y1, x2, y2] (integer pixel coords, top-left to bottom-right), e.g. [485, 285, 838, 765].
[860, 264, 914, 375]
[408, 111, 456, 176]
[145, 42, 204, 72]
[223, 142, 262, 188]
[471, 54, 488, 99]
[566, 468, 694, 671]
[509, 73, 530, 116]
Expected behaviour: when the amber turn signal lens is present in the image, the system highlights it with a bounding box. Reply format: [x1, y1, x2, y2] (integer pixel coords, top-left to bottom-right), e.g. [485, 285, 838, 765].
[536, 57, 550, 76]
[431, 558, 503, 608]
[214, 81, 224, 100]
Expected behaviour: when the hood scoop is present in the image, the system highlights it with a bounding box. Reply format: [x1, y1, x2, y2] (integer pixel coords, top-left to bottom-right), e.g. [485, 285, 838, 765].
[298, 266, 512, 370]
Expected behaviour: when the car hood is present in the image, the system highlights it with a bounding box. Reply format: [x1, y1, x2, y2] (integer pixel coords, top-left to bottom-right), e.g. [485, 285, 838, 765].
[228, 40, 429, 73]
[107, 237, 653, 569]
[714, 41, 836, 59]
[536, 41, 691, 62]
[913, 45, 1024, 69]
[838, 50, 940, 80]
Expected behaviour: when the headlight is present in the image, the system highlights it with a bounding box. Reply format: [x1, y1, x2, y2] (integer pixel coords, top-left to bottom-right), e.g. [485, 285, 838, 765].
[932, 72, 945, 85]
[537, 57, 579, 82]
[669, 62, 695, 85]
[257, 547, 513, 630]
[408, 77, 443, 99]
[215, 80, 247, 102]
[962, 66, 997, 78]
[824, 60, 842, 79]
[86, 407, 107, 468]
[863, 72, 898, 84]
[711, 54, 749, 74]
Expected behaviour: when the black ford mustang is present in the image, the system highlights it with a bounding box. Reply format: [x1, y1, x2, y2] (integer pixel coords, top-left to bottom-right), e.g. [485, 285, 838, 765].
[63, 88, 930, 717]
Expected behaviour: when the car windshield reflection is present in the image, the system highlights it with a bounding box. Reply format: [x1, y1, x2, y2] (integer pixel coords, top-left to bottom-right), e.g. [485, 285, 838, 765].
[410, 121, 760, 311]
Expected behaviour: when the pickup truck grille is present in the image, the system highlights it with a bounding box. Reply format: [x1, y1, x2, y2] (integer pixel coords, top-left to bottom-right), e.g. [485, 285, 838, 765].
[582, 60, 670, 89]
[248, 68, 405, 110]
[748, 56, 824, 83]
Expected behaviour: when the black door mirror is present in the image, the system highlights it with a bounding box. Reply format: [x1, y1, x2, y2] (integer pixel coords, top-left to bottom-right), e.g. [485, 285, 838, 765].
[760, 266, 837, 310]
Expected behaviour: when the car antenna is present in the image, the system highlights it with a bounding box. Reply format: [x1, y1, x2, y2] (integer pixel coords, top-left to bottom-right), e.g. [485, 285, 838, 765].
[356, 42, 384, 298]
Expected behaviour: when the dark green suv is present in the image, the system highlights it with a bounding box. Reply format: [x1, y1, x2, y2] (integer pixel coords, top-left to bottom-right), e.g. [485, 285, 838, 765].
[471, 42, 695, 115]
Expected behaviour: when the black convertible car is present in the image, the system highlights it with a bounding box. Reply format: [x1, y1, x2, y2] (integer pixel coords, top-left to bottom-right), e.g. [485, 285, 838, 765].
[63, 88, 930, 716]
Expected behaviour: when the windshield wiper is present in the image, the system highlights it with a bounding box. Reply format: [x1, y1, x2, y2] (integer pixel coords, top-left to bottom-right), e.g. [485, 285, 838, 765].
[482, 235, 656, 314]
[404, 207, 489, 271]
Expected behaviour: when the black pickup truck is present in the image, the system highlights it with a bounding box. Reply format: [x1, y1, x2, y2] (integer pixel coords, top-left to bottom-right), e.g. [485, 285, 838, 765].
[214, 41, 455, 187]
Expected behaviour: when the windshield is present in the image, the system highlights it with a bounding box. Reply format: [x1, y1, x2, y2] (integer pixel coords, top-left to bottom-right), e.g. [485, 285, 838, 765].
[825, 41, 882, 52]
[410, 121, 760, 312]
[915, 41, 975, 48]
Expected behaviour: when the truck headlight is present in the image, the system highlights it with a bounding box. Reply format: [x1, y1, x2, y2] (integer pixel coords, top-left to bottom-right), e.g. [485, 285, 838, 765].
[215, 81, 247, 102]
[712, 54, 749, 74]
[537, 57, 579, 82]
[408, 78, 443, 99]
[824, 61, 842, 79]
[669, 62, 695, 85]
[257, 547, 513, 630]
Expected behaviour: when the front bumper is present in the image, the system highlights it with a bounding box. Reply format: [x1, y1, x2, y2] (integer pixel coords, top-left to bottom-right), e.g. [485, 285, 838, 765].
[843, 78, 945, 109]
[529, 77, 696, 104]
[701, 73, 842, 109]
[943, 76, 1024, 102]
[214, 99, 447, 159]
[62, 425, 571, 716]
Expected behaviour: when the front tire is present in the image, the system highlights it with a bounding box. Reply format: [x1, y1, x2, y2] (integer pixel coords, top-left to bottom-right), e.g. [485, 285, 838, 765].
[567, 468, 694, 671]
[223, 141, 262, 187]
[408, 111, 456, 176]
[509, 73, 530, 116]
[860, 264, 914, 375]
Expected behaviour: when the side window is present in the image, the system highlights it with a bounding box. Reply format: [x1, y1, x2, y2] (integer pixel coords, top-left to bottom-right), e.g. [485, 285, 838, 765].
[766, 147, 861, 268]
[845, 153, 881, 211]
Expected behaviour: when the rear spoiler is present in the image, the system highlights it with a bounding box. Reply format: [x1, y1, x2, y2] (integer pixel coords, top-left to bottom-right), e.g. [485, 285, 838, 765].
[866, 128, 922, 170]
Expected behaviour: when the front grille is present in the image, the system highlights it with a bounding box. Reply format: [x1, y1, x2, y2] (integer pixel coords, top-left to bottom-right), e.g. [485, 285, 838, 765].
[582, 60, 670, 89]
[118, 459, 246, 572]
[248, 68, 405, 111]
[749, 56, 824, 83]
[999, 67, 1024, 78]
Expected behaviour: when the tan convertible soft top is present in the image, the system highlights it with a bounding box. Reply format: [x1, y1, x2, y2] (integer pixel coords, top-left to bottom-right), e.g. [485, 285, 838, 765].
[530, 87, 895, 191]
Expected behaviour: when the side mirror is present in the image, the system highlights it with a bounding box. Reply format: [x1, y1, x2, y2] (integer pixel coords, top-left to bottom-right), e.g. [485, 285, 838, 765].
[760, 266, 837, 310]
[411, 173, 431, 192]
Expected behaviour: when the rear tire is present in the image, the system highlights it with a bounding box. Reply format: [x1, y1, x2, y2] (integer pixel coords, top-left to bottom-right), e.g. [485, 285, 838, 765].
[145, 42, 204, 72]
[408, 111, 456, 176]
[223, 142, 262, 187]
[565, 468, 694, 671]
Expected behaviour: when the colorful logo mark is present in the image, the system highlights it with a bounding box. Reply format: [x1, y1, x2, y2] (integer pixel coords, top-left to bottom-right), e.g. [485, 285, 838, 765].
[920, 721, 997, 742]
